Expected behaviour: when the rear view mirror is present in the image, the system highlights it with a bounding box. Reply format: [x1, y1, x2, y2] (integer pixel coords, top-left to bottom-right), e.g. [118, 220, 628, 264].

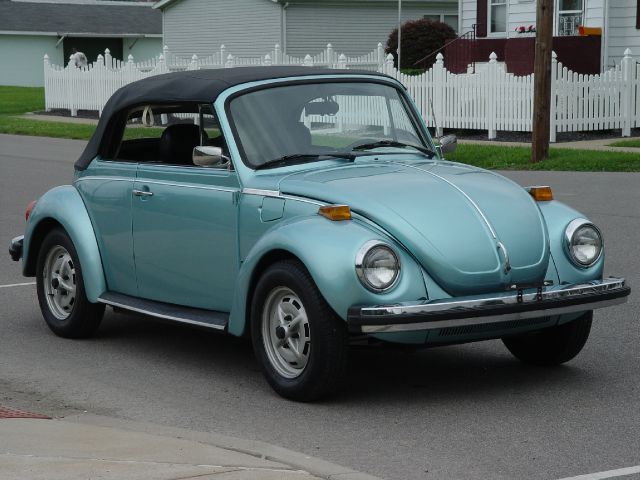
[436, 134, 457, 156]
[193, 145, 231, 168]
[305, 100, 339, 116]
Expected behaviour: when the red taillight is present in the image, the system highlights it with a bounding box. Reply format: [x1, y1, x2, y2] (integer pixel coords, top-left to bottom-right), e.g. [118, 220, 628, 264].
[25, 200, 37, 222]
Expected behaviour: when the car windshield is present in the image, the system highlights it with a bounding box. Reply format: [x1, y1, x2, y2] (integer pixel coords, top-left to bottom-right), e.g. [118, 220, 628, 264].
[228, 81, 432, 169]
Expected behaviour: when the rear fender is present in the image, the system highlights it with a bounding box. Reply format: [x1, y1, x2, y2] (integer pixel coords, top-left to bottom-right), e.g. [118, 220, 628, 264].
[228, 215, 427, 337]
[23, 185, 106, 302]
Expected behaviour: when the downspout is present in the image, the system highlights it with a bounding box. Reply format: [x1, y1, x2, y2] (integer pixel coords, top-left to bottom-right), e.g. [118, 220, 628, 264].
[458, 0, 462, 33]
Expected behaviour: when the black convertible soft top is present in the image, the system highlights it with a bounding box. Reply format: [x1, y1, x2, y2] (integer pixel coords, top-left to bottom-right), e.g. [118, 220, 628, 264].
[75, 66, 389, 170]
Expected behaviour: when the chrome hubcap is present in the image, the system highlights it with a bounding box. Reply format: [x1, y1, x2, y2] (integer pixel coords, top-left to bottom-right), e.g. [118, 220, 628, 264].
[43, 246, 76, 320]
[262, 287, 311, 379]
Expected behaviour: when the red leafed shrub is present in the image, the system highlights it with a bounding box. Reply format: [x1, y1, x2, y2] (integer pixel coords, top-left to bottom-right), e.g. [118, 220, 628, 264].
[386, 18, 457, 70]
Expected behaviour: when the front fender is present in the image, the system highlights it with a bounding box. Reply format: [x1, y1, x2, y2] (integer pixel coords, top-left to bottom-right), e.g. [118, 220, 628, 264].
[24, 185, 106, 303]
[537, 200, 604, 283]
[228, 215, 428, 337]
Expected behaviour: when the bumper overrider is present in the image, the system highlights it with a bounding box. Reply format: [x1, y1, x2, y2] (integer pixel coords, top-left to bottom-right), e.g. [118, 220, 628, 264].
[347, 277, 630, 333]
[9, 235, 23, 262]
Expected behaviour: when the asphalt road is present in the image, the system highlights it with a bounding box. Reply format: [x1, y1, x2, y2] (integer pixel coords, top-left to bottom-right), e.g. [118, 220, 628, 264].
[1, 134, 639, 480]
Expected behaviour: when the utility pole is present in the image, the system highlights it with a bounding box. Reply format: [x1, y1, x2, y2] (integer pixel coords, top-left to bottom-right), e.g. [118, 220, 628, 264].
[531, 0, 554, 162]
[397, 0, 402, 70]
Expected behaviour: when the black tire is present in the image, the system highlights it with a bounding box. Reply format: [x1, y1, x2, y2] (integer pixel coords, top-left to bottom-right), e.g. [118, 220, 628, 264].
[36, 228, 105, 338]
[502, 311, 593, 365]
[250, 260, 348, 401]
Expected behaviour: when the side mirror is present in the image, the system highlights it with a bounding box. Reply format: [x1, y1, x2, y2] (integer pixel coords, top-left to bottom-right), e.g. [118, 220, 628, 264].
[193, 145, 231, 168]
[436, 134, 457, 156]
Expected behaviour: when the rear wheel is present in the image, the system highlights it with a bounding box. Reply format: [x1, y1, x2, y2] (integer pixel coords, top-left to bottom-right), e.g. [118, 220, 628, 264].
[502, 311, 592, 365]
[36, 228, 104, 338]
[251, 260, 348, 401]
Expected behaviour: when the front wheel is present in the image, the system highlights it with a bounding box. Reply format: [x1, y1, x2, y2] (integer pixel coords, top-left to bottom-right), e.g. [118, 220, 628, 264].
[36, 228, 105, 338]
[502, 311, 593, 365]
[251, 260, 348, 401]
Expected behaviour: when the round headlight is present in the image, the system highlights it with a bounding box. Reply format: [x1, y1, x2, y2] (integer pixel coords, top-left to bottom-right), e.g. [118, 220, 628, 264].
[356, 241, 400, 292]
[565, 219, 603, 267]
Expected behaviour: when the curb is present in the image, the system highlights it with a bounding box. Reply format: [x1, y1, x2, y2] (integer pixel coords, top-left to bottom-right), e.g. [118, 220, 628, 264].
[63, 413, 383, 480]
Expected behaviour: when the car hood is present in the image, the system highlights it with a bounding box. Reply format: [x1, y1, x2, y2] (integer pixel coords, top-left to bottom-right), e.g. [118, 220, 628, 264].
[278, 160, 550, 296]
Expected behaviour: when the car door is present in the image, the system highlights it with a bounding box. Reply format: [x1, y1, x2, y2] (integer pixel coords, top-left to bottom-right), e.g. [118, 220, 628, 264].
[132, 142, 240, 312]
[75, 159, 138, 296]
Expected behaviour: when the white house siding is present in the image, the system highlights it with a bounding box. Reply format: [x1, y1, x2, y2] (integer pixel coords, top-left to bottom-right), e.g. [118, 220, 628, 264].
[285, 3, 458, 55]
[461, 0, 477, 33]
[162, 0, 282, 57]
[584, 0, 605, 27]
[607, 0, 640, 68]
[0, 35, 64, 87]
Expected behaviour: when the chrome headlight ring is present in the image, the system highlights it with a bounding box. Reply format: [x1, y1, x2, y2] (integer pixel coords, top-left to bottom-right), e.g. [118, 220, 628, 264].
[564, 218, 603, 268]
[355, 240, 401, 293]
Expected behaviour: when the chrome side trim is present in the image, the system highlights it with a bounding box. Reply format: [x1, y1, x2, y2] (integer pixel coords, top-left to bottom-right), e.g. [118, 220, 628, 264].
[242, 188, 281, 197]
[135, 179, 239, 193]
[75, 176, 132, 184]
[241, 188, 326, 206]
[76, 177, 239, 194]
[97, 297, 227, 331]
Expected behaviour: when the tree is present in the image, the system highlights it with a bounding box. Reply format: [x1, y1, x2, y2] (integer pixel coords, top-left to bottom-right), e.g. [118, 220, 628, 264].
[386, 19, 456, 70]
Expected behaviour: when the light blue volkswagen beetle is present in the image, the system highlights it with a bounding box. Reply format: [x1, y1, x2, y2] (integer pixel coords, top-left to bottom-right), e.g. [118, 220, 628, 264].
[9, 67, 630, 400]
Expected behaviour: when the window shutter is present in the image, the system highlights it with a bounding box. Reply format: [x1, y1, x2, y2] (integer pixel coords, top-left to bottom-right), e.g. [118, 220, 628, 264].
[637, 0, 640, 29]
[477, 0, 488, 37]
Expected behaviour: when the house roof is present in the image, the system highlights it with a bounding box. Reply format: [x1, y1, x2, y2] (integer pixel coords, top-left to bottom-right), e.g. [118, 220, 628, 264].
[0, 0, 162, 36]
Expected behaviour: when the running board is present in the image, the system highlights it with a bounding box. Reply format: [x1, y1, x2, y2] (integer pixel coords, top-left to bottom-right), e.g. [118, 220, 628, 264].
[98, 292, 228, 331]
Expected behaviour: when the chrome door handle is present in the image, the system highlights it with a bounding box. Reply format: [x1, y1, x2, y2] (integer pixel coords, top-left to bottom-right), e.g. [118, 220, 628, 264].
[132, 189, 153, 197]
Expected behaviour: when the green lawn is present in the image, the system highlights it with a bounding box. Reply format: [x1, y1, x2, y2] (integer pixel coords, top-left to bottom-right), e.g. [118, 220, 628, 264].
[2, 86, 640, 171]
[446, 144, 640, 171]
[608, 138, 640, 148]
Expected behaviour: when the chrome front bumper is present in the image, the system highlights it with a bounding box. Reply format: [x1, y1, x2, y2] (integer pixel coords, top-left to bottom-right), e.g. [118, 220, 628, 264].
[348, 277, 630, 333]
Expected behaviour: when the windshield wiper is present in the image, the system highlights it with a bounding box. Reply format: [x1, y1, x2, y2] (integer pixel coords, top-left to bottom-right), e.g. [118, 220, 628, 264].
[255, 152, 356, 170]
[351, 140, 435, 157]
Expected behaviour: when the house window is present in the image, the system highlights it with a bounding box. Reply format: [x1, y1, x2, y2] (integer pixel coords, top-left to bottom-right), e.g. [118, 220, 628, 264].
[423, 14, 459, 32]
[489, 0, 507, 34]
[557, 0, 584, 36]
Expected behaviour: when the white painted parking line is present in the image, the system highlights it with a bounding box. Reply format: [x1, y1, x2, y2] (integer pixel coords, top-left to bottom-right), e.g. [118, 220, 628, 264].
[0, 282, 36, 289]
[556, 465, 640, 480]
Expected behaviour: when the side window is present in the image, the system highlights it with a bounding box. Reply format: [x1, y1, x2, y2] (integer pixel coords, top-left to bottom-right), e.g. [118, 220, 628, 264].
[112, 103, 227, 167]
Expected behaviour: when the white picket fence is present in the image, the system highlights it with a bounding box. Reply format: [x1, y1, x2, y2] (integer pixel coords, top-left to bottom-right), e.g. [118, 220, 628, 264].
[381, 50, 640, 141]
[44, 44, 640, 140]
[43, 43, 385, 115]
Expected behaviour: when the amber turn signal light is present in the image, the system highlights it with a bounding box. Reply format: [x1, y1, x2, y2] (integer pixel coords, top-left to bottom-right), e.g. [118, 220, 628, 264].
[527, 186, 554, 202]
[318, 205, 352, 221]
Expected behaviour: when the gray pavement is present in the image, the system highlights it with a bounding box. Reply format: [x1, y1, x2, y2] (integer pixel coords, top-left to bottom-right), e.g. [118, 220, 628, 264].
[1, 134, 639, 480]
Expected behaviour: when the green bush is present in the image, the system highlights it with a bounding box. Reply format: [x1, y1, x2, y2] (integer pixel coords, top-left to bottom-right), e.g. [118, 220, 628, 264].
[386, 18, 457, 70]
